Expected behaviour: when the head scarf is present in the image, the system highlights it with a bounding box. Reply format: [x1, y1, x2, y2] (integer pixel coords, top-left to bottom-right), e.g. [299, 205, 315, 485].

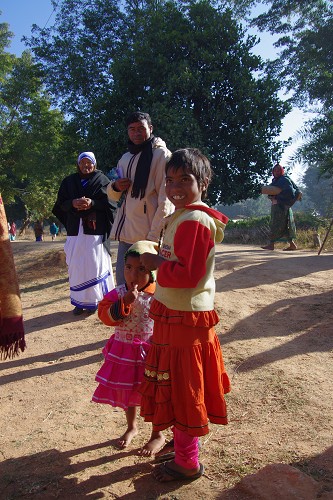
[273, 163, 285, 178]
[125, 240, 158, 282]
[77, 152, 96, 166]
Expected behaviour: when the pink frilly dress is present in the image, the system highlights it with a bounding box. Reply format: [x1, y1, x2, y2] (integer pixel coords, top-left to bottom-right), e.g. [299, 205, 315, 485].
[92, 282, 155, 410]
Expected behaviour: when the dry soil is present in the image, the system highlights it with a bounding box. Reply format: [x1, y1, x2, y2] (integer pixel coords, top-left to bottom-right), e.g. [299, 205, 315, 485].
[1, 237, 333, 499]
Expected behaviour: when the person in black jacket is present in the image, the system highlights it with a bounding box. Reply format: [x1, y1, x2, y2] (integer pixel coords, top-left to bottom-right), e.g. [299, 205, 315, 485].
[53, 152, 115, 315]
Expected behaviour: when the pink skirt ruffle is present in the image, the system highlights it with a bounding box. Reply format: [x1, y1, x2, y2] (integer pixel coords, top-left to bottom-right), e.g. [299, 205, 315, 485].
[92, 335, 150, 410]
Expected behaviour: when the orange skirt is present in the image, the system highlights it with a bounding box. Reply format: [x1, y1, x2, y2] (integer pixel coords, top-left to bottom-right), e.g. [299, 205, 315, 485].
[140, 303, 231, 437]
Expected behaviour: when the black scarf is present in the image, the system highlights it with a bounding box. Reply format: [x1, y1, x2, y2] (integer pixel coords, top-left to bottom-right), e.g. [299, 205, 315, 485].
[128, 135, 154, 199]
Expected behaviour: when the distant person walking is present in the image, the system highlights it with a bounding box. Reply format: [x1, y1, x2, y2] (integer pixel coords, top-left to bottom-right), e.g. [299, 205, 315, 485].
[34, 221, 44, 242]
[50, 222, 59, 241]
[9, 222, 16, 241]
[261, 163, 297, 251]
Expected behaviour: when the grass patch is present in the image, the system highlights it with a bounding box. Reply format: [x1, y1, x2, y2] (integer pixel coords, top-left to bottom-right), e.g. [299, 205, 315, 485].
[224, 212, 333, 250]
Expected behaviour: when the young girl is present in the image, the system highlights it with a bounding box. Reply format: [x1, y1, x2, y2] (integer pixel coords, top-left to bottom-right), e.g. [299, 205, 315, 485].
[140, 148, 231, 482]
[92, 240, 165, 454]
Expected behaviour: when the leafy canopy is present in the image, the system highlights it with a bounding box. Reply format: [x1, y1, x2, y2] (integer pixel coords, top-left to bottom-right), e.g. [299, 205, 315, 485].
[26, 0, 290, 204]
[0, 20, 76, 220]
[245, 0, 333, 176]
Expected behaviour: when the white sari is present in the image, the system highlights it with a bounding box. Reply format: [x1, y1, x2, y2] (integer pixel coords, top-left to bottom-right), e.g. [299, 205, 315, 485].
[64, 221, 114, 310]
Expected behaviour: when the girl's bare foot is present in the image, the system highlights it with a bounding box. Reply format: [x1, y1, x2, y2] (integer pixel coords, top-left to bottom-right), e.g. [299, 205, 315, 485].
[155, 438, 174, 455]
[138, 431, 165, 457]
[153, 438, 175, 462]
[117, 427, 138, 449]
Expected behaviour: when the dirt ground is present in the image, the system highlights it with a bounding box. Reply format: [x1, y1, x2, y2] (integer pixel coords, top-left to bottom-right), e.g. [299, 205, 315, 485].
[1, 236, 333, 499]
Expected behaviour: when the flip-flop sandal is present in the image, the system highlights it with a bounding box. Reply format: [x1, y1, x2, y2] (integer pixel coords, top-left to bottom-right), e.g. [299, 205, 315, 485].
[153, 451, 175, 463]
[153, 438, 175, 463]
[154, 462, 205, 483]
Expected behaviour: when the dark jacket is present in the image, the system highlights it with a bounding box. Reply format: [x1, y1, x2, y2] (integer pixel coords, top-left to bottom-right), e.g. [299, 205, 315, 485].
[52, 170, 115, 239]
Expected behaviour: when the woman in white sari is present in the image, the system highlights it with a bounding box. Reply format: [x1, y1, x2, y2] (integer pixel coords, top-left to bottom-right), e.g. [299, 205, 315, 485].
[53, 152, 115, 315]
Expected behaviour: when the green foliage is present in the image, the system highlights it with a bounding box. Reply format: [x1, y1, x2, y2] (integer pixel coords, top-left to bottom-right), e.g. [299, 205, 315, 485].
[0, 40, 76, 219]
[245, 1, 333, 176]
[226, 210, 328, 231]
[227, 215, 270, 228]
[25, 0, 290, 204]
[223, 210, 331, 246]
[223, 214, 271, 244]
[298, 160, 333, 217]
[0, 21, 15, 81]
[293, 211, 329, 231]
[295, 110, 333, 178]
[216, 194, 271, 219]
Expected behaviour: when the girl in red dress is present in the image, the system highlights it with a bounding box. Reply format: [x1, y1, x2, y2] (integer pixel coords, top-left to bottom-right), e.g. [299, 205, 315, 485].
[140, 148, 230, 482]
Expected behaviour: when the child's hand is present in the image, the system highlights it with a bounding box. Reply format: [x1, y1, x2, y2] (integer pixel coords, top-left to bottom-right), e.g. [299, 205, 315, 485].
[141, 252, 165, 271]
[123, 284, 139, 306]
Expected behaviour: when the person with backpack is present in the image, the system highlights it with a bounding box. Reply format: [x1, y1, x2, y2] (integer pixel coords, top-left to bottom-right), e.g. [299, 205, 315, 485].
[50, 222, 59, 241]
[261, 163, 300, 251]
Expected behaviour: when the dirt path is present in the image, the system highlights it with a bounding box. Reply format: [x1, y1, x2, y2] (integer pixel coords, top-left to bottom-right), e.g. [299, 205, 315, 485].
[1, 240, 333, 499]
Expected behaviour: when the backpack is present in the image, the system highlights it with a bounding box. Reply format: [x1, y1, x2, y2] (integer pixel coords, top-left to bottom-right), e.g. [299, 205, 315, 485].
[285, 176, 303, 207]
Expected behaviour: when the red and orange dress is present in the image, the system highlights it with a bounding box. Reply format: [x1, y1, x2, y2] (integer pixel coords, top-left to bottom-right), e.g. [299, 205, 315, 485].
[140, 202, 230, 438]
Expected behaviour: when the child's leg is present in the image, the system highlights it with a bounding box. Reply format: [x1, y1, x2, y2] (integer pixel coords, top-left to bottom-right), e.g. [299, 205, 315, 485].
[137, 426, 165, 456]
[173, 427, 199, 469]
[155, 427, 201, 461]
[153, 427, 202, 482]
[117, 406, 138, 448]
